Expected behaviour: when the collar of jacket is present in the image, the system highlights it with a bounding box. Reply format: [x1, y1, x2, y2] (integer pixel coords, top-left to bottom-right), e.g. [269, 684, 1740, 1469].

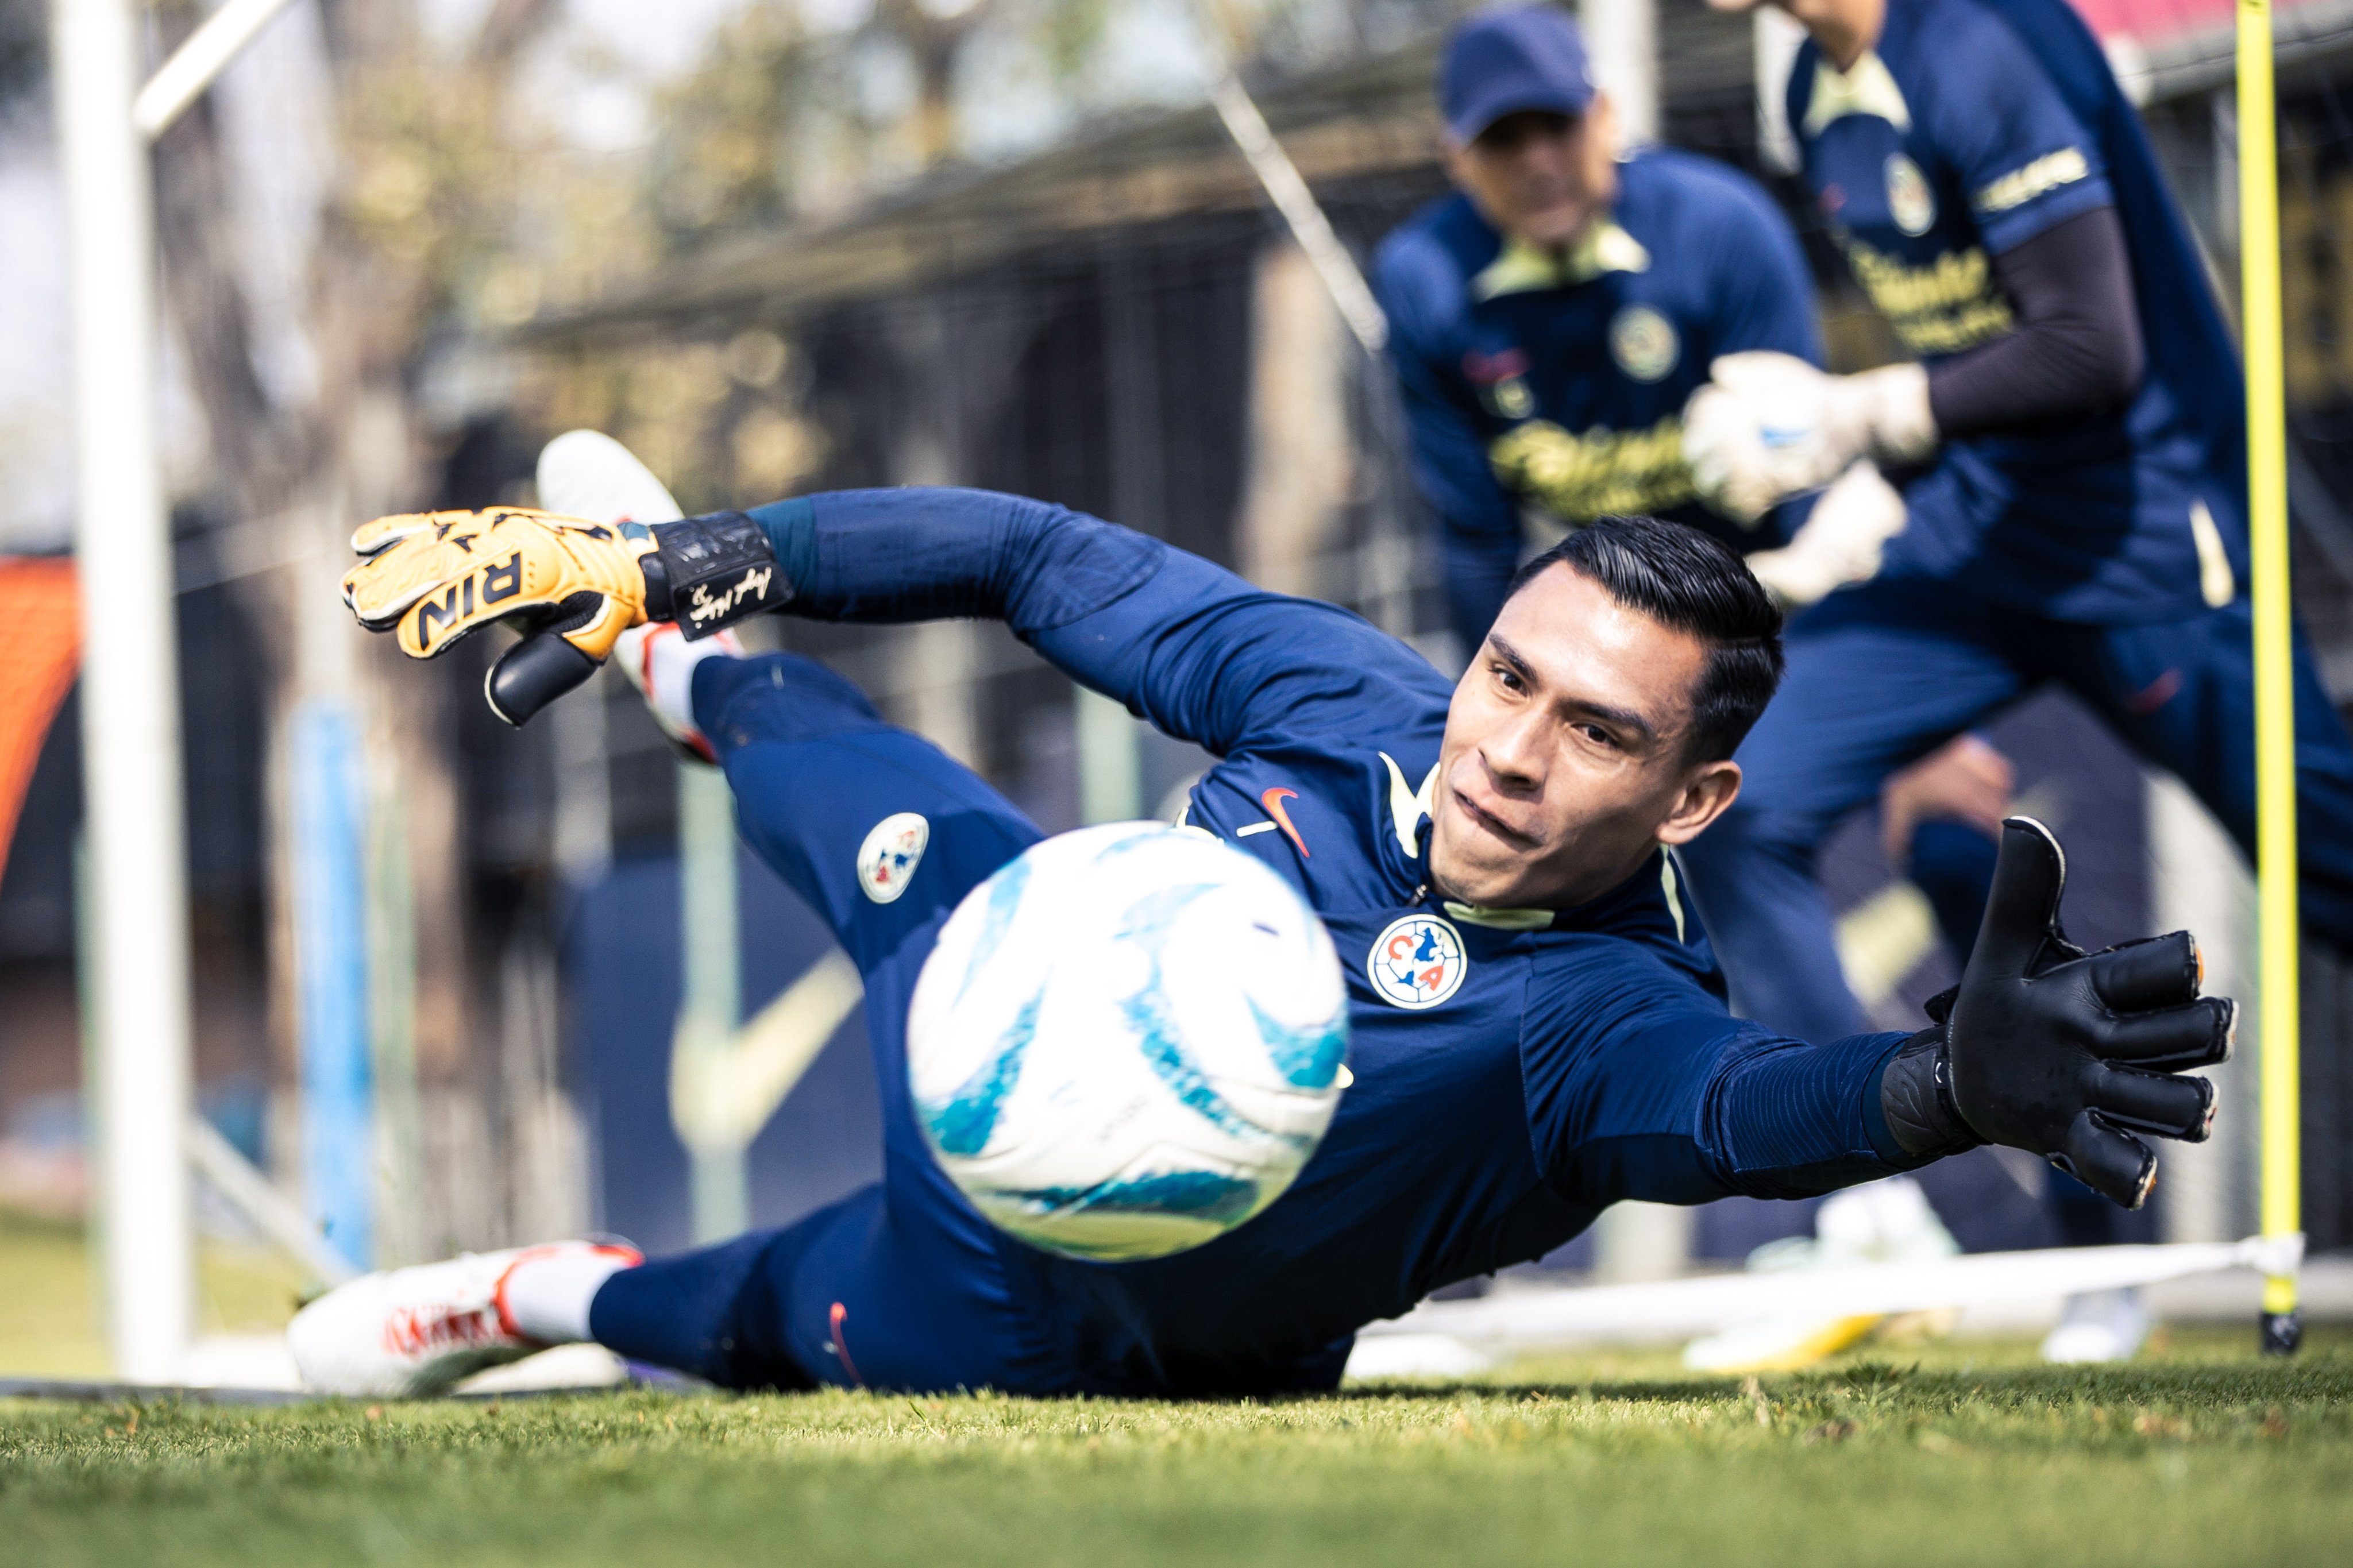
[1442, 901, 1556, 930]
[1440, 851, 1692, 939]
[1802, 49, 1912, 138]
[1470, 222, 1652, 301]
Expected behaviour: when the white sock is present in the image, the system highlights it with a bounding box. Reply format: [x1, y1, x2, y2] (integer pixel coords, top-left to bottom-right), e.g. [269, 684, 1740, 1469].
[503, 1247, 636, 1343]
[648, 627, 742, 736]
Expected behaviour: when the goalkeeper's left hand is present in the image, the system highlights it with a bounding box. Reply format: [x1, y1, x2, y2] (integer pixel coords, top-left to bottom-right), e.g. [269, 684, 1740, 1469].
[1683, 351, 1939, 523]
[1742, 459, 1908, 611]
[1878, 818, 2232, 1208]
[340, 505, 784, 726]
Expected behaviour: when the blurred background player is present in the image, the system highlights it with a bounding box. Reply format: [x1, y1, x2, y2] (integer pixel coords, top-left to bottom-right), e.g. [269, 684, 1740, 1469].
[1375, 3, 1874, 647]
[1677, 0, 2353, 1358]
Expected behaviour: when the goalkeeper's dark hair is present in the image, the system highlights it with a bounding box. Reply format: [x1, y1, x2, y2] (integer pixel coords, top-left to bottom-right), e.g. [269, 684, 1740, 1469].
[1503, 516, 1785, 763]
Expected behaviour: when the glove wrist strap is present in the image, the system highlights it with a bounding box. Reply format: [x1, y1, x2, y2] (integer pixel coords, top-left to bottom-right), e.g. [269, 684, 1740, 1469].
[644, 512, 789, 636]
[1879, 1025, 1983, 1158]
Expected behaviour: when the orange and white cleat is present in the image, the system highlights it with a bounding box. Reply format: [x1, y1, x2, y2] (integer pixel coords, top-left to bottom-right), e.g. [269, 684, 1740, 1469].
[614, 620, 744, 763]
[287, 1240, 640, 1399]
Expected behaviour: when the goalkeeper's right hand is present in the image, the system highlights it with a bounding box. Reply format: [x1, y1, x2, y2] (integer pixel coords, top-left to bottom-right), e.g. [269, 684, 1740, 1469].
[340, 505, 785, 727]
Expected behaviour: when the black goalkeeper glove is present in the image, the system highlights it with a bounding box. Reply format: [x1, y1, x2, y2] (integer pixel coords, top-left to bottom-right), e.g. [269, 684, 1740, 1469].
[1878, 816, 2233, 1208]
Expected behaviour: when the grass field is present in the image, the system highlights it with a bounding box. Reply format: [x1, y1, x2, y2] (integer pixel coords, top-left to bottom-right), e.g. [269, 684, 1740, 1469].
[3, 1328, 2349, 1567]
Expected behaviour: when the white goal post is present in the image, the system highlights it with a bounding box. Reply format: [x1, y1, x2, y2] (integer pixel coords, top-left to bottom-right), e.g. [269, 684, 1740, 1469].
[50, 0, 301, 1382]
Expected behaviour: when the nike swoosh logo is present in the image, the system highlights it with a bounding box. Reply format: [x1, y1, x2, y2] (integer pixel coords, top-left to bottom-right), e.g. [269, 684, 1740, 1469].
[1260, 787, 1309, 859]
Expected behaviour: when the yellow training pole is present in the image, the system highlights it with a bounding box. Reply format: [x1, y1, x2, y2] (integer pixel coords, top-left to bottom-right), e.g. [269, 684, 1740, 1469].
[2237, 0, 2302, 1355]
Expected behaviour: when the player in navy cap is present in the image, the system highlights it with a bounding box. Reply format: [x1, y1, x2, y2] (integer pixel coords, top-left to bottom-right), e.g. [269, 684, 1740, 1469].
[1677, 0, 2353, 1358]
[1437, 1, 1599, 149]
[1376, 3, 1911, 651]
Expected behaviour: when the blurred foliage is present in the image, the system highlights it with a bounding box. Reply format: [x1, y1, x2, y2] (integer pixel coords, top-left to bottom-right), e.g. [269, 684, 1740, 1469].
[323, 17, 582, 342]
[584, 0, 1468, 511]
[516, 328, 827, 516]
[643, 0, 1116, 252]
[639, 0, 1470, 253]
[642, 3, 820, 244]
[132, 0, 1472, 520]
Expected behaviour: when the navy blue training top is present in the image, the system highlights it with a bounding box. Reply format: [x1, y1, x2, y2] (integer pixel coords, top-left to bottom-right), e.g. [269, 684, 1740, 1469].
[1375, 146, 1823, 647]
[1787, 0, 2250, 623]
[758, 486, 1920, 1393]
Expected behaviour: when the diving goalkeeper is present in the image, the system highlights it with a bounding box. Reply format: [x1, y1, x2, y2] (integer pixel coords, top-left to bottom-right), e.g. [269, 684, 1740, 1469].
[292, 489, 2228, 1398]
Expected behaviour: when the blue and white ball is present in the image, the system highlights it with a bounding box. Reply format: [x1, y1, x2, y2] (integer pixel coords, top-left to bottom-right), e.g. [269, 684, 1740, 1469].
[907, 822, 1349, 1261]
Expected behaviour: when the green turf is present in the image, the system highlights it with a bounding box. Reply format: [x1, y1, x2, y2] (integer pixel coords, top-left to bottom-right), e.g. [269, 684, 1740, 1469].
[3, 1329, 2348, 1566]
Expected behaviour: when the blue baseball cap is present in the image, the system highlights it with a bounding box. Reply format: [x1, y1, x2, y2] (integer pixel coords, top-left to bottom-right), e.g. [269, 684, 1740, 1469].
[1439, 6, 1596, 144]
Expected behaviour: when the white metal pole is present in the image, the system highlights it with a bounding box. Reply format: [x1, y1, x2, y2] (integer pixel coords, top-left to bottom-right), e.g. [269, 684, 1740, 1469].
[1752, 6, 1807, 175]
[1077, 687, 1145, 824]
[1580, 0, 1659, 147]
[132, 0, 302, 141]
[1204, 73, 1389, 357]
[51, 0, 198, 1382]
[677, 762, 747, 1244]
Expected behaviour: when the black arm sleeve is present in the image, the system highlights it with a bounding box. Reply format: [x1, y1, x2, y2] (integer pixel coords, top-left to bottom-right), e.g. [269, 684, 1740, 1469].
[1924, 205, 2146, 439]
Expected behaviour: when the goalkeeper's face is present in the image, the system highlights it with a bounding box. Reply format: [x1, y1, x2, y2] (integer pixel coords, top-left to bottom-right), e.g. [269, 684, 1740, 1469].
[1429, 565, 1743, 911]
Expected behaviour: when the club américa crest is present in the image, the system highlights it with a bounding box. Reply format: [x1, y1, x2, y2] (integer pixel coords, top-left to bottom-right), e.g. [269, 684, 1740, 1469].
[857, 812, 929, 903]
[1885, 153, 1935, 237]
[1366, 914, 1467, 1009]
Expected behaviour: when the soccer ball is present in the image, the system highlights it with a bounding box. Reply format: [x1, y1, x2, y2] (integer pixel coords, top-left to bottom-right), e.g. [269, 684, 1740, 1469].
[907, 821, 1349, 1261]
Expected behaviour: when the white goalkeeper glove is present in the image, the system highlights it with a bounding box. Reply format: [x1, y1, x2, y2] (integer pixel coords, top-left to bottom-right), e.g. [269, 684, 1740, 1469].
[1742, 459, 1908, 612]
[1683, 352, 1938, 524]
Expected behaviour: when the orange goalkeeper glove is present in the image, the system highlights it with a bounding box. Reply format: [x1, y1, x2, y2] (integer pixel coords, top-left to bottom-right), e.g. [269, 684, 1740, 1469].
[340, 506, 784, 725]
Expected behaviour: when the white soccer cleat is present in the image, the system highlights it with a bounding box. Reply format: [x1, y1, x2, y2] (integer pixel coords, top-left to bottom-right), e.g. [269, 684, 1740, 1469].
[287, 1240, 640, 1399]
[2040, 1287, 2151, 1365]
[535, 428, 686, 526]
[615, 620, 744, 763]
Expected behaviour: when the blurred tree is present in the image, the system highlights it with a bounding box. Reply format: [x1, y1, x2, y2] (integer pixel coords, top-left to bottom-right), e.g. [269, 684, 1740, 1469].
[645, 0, 1128, 252]
[638, 0, 1472, 257]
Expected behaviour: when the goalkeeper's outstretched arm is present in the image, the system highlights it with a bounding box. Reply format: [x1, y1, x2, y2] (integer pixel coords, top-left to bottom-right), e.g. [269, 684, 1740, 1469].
[749, 487, 1454, 758]
[1553, 818, 2229, 1212]
[340, 484, 1455, 750]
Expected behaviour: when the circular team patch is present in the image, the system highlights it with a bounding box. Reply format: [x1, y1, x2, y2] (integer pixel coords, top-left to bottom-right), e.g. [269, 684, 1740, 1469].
[857, 812, 929, 904]
[1608, 306, 1679, 383]
[1367, 914, 1468, 1010]
[1885, 154, 1935, 237]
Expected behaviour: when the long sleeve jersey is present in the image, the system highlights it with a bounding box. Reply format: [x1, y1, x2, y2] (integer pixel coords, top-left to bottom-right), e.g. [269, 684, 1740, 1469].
[1786, 0, 2251, 623]
[752, 485, 1923, 1390]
